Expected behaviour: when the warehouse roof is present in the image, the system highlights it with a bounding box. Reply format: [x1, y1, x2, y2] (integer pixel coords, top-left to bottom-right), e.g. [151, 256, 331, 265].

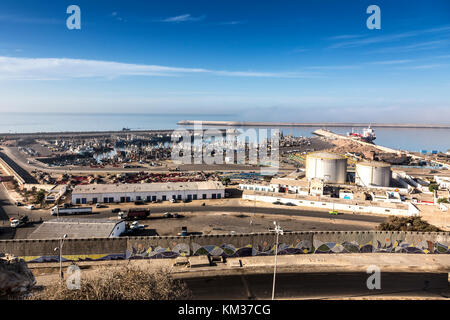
[28, 218, 123, 239]
[72, 181, 225, 195]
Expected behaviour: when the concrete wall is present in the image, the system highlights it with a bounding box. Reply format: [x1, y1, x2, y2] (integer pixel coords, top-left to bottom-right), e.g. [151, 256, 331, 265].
[0, 156, 25, 185]
[0, 231, 448, 263]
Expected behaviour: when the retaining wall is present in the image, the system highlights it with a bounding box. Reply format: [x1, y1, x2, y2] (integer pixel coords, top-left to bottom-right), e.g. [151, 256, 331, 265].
[0, 231, 448, 263]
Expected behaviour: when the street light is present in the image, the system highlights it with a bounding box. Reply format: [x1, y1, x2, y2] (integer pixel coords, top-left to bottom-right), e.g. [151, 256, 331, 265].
[271, 221, 283, 300]
[54, 234, 68, 281]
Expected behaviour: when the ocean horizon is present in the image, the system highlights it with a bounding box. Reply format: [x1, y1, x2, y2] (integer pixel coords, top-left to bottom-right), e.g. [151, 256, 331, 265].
[0, 112, 449, 152]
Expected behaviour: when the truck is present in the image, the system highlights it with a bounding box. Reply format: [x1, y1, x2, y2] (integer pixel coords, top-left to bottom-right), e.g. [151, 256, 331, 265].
[10, 215, 29, 228]
[120, 208, 150, 220]
[51, 206, 93, 216]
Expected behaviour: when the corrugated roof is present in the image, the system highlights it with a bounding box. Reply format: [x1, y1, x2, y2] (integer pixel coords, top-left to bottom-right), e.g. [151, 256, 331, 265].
[28, 218, 122, 239]
[72, 181, 224, 195]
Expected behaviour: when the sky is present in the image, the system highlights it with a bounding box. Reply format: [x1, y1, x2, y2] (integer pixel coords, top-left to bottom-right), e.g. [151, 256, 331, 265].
[0, 0, 450, 123]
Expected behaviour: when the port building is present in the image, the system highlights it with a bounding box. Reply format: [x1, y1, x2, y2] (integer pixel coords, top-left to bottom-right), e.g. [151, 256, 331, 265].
[71, 181, 225, 205]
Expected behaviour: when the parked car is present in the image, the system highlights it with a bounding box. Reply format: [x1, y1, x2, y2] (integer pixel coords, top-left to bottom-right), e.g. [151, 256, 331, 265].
[170, 199, 177, 203]
[134, 200, 145, 205]
[272, 201, 282, 205]
[178, 226, 188, 236]
[285, 202, 296, 206]
[112, 208, 121, 213]
[129, 221, 145, 231]
[163, 212, 173, 218]
[14, 201, 22, 207]
[26, 205, 35, 210]
[10, 215, 29, 228]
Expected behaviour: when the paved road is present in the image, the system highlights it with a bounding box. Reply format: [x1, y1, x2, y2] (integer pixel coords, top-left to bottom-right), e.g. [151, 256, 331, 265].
[0, 183, 29, 220]
[0, 198, 386, 239]
[185, 272, 449, 300]
[93, 205, 386, 224]
[0, 183, 21, 238]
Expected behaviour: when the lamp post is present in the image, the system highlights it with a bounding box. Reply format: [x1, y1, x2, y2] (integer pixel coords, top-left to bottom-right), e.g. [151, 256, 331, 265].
[54, 234, 68, 281]
[271, 221, 283, 300]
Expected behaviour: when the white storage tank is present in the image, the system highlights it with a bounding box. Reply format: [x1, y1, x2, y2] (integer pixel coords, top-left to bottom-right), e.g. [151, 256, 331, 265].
[305, 152, 347, 183]
[355, 161, 391, 187]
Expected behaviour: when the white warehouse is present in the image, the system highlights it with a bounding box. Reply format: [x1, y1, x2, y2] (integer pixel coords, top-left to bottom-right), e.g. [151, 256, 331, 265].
[71, 181, 225, 205]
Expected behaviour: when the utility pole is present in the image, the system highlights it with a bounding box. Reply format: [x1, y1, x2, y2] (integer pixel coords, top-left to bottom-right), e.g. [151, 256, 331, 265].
[54, 234, 68, 281]
[271, 221, 283, 300]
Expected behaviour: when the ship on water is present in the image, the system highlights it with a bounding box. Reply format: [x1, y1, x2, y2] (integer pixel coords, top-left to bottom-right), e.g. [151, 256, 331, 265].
[347, 126, 376, 143]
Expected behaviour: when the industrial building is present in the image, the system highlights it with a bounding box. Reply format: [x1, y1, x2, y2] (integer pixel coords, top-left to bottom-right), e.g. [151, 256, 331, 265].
[355, 161, 392, 187]
[28, 218, 126, 239]
[71, 181, 225, 205]
[305, 152, 347, 184]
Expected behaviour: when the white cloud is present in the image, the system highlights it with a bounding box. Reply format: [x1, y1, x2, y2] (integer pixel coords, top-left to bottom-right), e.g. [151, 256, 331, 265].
[397, 63, 450, 70]
[161, 14, 205, 23]
[218, 21, 246, 25]
[370, 59, 414, 65]
[329, 26, 450, 49]
[0, 56, 320, 80]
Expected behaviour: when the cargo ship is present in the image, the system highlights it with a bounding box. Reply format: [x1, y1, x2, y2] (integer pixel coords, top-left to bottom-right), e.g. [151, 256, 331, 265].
[347, 126, 376, 143]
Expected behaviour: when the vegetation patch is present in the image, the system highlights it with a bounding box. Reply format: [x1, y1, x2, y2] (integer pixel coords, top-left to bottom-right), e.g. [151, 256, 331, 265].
[27, 266, 191, 300]
[376, 216, 442, 232]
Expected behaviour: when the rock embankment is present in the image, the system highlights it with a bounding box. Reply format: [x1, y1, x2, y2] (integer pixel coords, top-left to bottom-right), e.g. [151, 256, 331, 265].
[0, 253, 36, 298]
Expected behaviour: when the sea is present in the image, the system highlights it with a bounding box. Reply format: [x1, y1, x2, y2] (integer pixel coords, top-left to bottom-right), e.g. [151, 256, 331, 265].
[0, 112, 449, 153]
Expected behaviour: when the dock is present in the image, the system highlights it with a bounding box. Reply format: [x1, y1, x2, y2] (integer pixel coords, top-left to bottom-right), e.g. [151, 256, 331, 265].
[313, 129, 450, 170]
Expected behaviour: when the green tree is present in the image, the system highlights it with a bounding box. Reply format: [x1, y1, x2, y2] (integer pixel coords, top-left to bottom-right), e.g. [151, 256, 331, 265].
[35, 189, 45, 204]
[221, 177, 231, 186]
[428, 183, 439, 192]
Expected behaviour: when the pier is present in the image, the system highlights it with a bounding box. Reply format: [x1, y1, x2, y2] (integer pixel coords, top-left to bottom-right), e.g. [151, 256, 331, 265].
[178, 120, 450, 129]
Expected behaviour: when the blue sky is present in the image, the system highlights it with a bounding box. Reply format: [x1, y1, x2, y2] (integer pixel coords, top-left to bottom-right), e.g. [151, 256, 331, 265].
[0, 0, 449, 123]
